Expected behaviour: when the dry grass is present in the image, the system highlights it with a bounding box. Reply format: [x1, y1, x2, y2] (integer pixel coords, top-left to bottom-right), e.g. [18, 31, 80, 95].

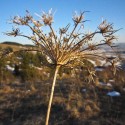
[0, 43, 23, 51]
[0, 72, 125, 125]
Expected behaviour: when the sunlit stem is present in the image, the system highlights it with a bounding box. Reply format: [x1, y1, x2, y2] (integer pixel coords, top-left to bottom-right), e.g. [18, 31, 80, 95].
[59, 33, 62, 45]
[68, 23, 78, 41]
[45, 65, 60, 125]
[49, 25, 57, 44]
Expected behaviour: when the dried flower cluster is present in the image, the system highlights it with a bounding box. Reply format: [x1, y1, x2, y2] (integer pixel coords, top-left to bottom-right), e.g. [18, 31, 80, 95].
[73, 11, 84, 24]
[42, 9, 54, 25]
[6, 9, 120, 125]
[6, 10, 118, 65]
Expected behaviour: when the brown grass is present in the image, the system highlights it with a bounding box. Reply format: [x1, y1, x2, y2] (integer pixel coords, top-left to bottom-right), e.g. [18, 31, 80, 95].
[0, 64, 125, 125]
[0, 43, 23, 51]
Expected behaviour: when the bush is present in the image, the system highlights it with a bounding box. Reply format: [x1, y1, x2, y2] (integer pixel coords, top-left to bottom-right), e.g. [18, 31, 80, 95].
[20, 66, 38, 82]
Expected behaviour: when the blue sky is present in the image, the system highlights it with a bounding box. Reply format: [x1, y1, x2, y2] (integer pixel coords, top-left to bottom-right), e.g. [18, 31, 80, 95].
[0, 0, 125, 44]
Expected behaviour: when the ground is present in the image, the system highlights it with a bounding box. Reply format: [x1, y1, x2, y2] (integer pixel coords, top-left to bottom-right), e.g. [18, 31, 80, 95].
[0, 73, 125, 125]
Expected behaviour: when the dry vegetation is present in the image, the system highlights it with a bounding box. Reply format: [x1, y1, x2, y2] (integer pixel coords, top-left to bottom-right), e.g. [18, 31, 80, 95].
[0, 67, 125, 125]
[0, 43, 22, 51]
[0, 9, 124, 125]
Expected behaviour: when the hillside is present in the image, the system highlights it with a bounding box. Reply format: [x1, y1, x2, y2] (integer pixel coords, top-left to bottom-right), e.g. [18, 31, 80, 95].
[0, 41, 34, 51]
[116, 42, 125, 49]
[0, 43, 23, 51]
[0, 41, 125, 125]
[1, 41, 23, 46]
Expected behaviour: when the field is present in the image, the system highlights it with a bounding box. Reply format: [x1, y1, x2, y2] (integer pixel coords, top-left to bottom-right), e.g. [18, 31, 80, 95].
[0, 57, 125, 125]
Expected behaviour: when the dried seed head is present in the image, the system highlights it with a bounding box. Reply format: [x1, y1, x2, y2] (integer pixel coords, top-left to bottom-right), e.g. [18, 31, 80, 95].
[6, 28, 20, 37]
[13, 16, 21, 25]
[59, 28, 67, 34]
[88, 43, 96, 50]
[73, 33, 78, 38]
[42, 14, 53, 25]
[63, 37, 69, 42]
[59, 24, 70, 34]
[25, 10, 32, 20]
[73, 11, 84, 24]
[98, 20, 113, 34]
[104, 35, 116, 46]
[42, 9, 54, 25]
[49, 32, 53, 37]
[13, 14, 31, 25]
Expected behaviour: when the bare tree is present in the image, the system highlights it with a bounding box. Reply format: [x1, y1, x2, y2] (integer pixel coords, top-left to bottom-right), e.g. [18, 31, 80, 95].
[6, 9, 119, 125]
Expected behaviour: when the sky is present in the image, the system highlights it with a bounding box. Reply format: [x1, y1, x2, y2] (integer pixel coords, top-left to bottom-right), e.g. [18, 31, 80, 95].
[0, 0, 125, 44]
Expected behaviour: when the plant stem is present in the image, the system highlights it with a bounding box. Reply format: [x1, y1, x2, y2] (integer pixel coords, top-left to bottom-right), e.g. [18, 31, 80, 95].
[45, 65, 60, 125]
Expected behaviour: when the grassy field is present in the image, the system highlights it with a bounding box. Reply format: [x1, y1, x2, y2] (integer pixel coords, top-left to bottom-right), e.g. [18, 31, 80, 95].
[0, 66, 125, 125]
[0, 42, 125, 125]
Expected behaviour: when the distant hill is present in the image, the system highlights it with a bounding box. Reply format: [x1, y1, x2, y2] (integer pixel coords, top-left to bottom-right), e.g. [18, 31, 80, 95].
[23, 44, 35, 47]
[0, 42, 23, 51]
[1, 41, 35, 47]
[116, 42, 125, 49]
[98, 42, 125, 51]
[1, 41, 23, 46]
[0, 41, 32, 51]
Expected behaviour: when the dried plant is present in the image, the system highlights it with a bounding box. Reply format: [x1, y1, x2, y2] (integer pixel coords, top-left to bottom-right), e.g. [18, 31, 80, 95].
[5, 9, 120, 125]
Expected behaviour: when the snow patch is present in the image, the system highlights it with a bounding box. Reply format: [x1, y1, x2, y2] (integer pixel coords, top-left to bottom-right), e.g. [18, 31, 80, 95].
[109, 79, 115, 83]
[6, 65, 14, 71]
[82, 88, 87, 92]
[107, 91, 121, 97]
[95, 67, 104, 71]
[99, 82, 107, 86]
[106, 83, 112, 87]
